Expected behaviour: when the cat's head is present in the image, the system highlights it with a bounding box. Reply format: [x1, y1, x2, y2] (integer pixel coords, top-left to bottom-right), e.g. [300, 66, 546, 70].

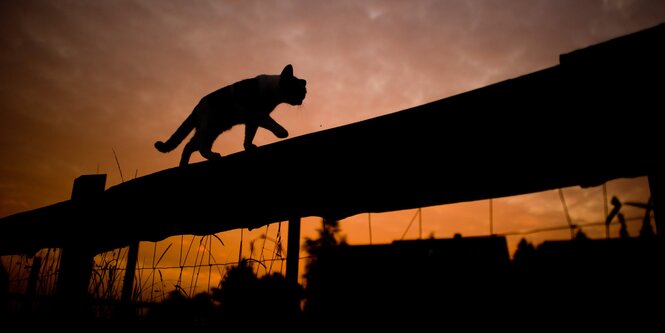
[279, 64, 307, 105]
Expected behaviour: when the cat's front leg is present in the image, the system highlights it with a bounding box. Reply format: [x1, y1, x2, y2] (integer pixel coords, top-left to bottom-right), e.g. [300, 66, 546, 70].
[244, 123, 259, 151]
[259, 116, 288, 138]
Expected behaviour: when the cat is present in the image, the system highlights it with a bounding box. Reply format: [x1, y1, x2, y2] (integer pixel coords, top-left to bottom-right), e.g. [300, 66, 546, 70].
[155, 64, 307, 166]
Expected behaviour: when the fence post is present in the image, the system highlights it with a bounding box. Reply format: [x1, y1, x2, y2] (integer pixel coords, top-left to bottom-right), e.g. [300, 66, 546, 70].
[56, 174, 106, 317]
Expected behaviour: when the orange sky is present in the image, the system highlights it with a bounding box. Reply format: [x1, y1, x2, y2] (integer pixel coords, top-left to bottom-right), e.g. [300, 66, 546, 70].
[1, 1, 663, 295]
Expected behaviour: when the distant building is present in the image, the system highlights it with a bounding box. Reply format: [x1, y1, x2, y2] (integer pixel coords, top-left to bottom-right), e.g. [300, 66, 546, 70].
[304, 235, 511, 324]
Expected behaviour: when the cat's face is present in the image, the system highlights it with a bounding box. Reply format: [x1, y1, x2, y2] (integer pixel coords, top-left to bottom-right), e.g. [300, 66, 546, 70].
[279, 64, 307, 106]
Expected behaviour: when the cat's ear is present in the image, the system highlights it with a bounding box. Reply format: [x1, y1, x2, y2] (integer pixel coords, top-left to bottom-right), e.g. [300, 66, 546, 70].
[281, 64, 294, 78]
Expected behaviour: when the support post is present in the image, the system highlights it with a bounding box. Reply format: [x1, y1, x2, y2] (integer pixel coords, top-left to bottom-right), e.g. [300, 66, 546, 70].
[286, 216, 301, 285]
[120, 241, 139, 305]
[285, 216, 302, 319]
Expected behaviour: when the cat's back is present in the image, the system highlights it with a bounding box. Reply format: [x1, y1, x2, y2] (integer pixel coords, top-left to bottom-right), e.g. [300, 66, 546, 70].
[200, 82, 234, 106]
[200, 76, 260, 106]
[230, 76, 262, 101]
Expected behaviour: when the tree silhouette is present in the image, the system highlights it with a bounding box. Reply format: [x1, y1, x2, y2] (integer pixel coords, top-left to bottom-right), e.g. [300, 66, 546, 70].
[144, 289, 218, 328]
[512, 238, 536, 270]
[146, 258, 303, 328]
[302, 218, 347, 320]
[255, 272, 302, 323]
[209, 259, 302, 325]
[212, 259, 260, 321]
[510, 237, 538, 309]
[574, 228, 590, 241]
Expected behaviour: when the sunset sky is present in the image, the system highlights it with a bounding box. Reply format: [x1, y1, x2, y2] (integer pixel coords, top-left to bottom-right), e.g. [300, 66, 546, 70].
[1, 1, 663, 293]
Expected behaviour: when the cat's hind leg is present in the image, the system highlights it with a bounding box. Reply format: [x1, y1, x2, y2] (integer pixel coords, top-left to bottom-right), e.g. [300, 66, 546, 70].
[259, 116, 288, 139]
[200, 149, 222, 161]
[199, 136, 222, 162]
[180, 140, 197, 167]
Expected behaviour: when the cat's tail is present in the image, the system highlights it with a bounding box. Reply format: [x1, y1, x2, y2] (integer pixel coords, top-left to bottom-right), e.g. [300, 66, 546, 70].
[154, 112, 196, 153]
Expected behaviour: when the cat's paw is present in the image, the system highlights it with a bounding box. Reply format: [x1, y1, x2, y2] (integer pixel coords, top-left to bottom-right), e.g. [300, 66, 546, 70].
[244, 143, 257, 150]
[209, 153, 222, 160]
[274, 128, 289, 138]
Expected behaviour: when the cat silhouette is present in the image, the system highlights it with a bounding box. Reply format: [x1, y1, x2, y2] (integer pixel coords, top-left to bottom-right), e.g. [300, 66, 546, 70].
[155, 64, 307, 166]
